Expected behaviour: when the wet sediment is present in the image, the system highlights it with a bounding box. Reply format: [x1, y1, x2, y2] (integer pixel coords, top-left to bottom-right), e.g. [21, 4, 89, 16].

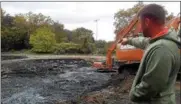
[1, 56, 180, 104]
[1, 58, 120, 104]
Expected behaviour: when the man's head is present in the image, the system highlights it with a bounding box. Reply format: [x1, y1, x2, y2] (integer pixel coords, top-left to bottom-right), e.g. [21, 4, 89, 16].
[138, 4, 166, 37]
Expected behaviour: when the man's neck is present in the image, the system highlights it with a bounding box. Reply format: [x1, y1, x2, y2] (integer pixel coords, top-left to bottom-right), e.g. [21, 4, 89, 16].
[150, 25, 165, 38]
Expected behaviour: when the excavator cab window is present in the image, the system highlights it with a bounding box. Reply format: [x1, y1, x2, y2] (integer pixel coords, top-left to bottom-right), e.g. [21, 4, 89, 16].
[120, 44, 137, 50]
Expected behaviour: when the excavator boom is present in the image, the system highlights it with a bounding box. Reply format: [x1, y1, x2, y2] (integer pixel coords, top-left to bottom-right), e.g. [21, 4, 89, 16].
[106, 15, 140, 69]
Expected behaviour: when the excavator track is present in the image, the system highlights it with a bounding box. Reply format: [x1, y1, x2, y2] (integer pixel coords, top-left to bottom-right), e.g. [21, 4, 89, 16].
[118, 63, 139, 75]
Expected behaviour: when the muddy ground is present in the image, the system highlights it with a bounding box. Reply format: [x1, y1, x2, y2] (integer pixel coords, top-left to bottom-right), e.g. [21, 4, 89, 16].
[1, 55, 28, 61]
[1, 58, 116, 104]
[1, 56, 180, 104]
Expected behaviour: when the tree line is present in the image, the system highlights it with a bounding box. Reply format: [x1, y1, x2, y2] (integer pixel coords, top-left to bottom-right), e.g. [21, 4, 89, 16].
[1, 8, 110, 54]
[1, 2, 175, 54]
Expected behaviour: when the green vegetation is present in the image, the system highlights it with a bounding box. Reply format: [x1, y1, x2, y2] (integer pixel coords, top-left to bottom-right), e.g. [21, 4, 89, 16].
[29, 26, 56, 53]
[1, 2, 174, 55]
[53, 43, 81, 54]
[1, 8, 109, 54]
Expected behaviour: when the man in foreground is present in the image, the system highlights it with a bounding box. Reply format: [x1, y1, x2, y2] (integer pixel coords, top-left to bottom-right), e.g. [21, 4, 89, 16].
[122, 4, 180, 104]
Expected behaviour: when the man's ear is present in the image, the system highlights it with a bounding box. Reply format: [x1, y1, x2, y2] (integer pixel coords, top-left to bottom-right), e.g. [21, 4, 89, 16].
[145, 18, 150, 26]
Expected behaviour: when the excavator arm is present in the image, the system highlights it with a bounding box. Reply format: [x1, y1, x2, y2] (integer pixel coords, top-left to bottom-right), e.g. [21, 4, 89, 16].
[104, 15, 142, 70]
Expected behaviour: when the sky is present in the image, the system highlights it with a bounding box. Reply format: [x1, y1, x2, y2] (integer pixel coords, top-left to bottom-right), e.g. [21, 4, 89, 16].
[1, 2, 180, 41]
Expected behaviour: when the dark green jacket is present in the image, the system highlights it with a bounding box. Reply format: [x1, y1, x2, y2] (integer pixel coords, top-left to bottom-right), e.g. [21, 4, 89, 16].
[127, 30, 181, 104]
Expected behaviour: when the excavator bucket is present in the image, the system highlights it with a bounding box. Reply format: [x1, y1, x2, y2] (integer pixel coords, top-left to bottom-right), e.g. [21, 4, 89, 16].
[93, 61, 117, 72]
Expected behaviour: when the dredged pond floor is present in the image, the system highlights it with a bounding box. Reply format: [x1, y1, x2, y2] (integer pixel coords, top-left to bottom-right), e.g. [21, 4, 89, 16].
[1, 59, 116, 104]
[1, 57, 180, 104]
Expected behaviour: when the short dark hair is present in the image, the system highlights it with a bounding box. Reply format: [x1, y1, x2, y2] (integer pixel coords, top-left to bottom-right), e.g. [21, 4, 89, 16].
[138, 4, 166, 25]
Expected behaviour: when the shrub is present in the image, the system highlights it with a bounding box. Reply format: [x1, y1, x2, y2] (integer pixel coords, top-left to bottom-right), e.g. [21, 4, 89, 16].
[53, 43, 81, 54]
[29, 27, 56, 53]
[1, 27, 28, 51]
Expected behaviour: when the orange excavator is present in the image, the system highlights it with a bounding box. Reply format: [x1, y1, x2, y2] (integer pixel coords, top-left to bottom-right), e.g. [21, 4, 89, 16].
[93, 13, 180, 73]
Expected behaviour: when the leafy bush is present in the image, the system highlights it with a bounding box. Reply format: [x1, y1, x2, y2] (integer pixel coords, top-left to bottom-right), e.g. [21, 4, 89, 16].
[29, 27, 56, 53]
[94, 40, 109, 55]
[53, 43, 81, 54]
[1, 27, 28, 51]
[78, 38, 96, 54]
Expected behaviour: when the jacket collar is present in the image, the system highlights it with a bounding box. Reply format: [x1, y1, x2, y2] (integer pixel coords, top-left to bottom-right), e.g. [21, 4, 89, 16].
[150, 28, 169, 44]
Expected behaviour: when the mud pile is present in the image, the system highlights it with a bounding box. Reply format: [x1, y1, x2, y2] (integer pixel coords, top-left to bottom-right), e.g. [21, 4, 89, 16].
[1, 59, 120, 104]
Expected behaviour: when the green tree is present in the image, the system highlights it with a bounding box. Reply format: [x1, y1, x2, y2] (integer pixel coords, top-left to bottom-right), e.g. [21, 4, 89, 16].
[1, 28, 27, 51]
[95, 40, 108, 54]
[13, 15, 30, 48]
[1, 9, 14, 36]
[81, 38, 94, 54]
[72, 27, 95, 44]
[51, 21, 68, 43]
[1, 9, 27, 51]
[72, 27, 95, 54]
[29, 26, 56, 53]
[22, 12, 53, 31]
[14, 12, 54, 47]
[114, 2, 145, 34]
[17, 12, 53, 31]
[64, 29, 73, 42]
